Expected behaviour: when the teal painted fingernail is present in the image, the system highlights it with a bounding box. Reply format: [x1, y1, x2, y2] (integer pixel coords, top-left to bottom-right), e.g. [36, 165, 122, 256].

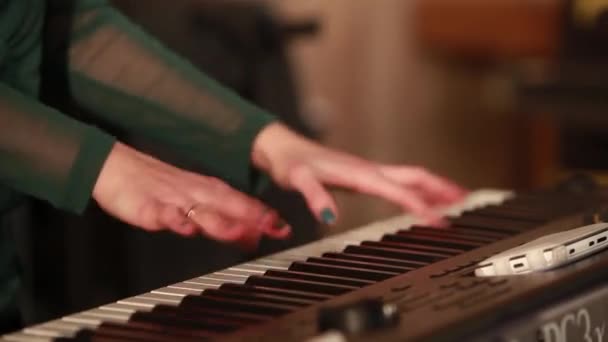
[320, 208, 336, 225]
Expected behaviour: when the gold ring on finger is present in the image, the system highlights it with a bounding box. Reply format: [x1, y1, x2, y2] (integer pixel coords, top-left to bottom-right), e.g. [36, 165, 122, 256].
[186, 204, 202, 219]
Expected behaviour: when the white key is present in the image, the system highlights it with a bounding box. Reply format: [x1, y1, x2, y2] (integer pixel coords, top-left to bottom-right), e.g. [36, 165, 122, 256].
[246, 259, 293, 269]
[139, 292, 183, 304]
[114, 297, 157, 309]
[2, 333, 54, 342]
[151, 286, 198, 297]
[201, 273, 247, 283]
[228, 265, 268, 274]
[118, 294, 179, 308]
[183, 277, 223, 288]
[61, 315, 102, 327]
[307, 331, 347, 342]
[82, 308, 132, 322]
[39, 321, 81, 335]
[168, 282, 212, 292]
[22, 327, 65, 338]
[99, 302, 150, 313]
[213, 269, 253, 278]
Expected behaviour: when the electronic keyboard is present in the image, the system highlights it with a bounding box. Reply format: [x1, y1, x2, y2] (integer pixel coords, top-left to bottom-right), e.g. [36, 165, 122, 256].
[4, 177, 608, 342]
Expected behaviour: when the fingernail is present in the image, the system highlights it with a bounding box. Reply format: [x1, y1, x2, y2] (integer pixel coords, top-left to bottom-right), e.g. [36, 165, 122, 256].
[274, 218, 288, 229]
[320, 208, 336, 225]
[265, 225, 292, 239]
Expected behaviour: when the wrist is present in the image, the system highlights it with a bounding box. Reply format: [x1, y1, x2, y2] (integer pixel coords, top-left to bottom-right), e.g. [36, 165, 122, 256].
[251, 122, 289, 172]
[66, 128, 115, 214]
[251, 122, 318, 172]
[93, 142, 140, 203]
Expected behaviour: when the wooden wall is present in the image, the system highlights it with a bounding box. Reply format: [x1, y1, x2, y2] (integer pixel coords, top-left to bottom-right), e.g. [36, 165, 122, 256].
[273, 0, 560, 231]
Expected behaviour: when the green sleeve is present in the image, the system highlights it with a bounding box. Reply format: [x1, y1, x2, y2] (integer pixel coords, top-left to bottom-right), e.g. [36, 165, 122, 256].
[0, 82, 115, 213]
[62, 0, 276, 194]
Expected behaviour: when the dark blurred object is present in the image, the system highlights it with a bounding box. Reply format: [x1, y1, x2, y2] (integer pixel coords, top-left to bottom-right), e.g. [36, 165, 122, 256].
[554, 172, 599, 194]
[515, 0, 608, 172]
[414, 0, 608, 185]
[412, 0, 567, 189]
[517, 0, 608, 120]
[562, 0, 608, 60]
[318, 298, 400, 335]
[413, 0, 564, 60]
[114, 0, 320, 137]
[18, 0, 322, 326]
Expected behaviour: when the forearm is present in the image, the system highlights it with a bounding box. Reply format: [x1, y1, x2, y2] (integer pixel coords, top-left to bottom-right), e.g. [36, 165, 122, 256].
[63, 0, 276, 193]
[0, 82, 115, 213]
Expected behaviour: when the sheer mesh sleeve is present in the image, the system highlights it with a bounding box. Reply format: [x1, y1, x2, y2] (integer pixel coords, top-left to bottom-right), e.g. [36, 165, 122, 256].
[0, 82, 115, 213]
[65, 0, 276, 193]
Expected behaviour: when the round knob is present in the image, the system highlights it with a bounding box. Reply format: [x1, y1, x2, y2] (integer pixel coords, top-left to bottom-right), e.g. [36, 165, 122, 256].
[318, 298, 399, 335]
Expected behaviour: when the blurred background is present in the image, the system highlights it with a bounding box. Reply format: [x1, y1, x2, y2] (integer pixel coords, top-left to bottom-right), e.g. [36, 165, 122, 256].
[13, 0, 608, 328]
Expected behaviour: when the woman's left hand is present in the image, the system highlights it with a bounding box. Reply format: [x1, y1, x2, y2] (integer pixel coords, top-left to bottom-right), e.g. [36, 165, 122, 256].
[252, 123, 467, 226]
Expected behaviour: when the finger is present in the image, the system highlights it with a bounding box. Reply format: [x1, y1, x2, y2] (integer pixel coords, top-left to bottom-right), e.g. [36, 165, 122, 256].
[323, 167, 440, 222]
[379, 166, 467, 204]
[262, 220, 292, 240]
[404, 186, 453, 208]
[263, 222, 292, 239]
[259, 211, 292, 239]
[289, 167, 339, 225]
[179, 223, 199, 236]
[158, 203, 197, 236]
[190, 179, 282, 231]
[188, 207, 258, 243]
[133, 199, 171, 232]
[235, 223, 263, 252]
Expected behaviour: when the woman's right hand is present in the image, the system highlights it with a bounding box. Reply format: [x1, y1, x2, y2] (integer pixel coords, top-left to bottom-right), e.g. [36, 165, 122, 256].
[92, 142, 291, 249]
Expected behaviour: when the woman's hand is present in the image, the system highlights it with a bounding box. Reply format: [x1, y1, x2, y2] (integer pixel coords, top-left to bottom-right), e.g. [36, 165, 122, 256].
[252, 123, 466, 225]
[92, 142, 290, 249]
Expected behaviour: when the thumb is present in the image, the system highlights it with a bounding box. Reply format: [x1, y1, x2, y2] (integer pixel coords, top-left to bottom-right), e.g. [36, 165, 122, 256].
[289, 167, 339, 225]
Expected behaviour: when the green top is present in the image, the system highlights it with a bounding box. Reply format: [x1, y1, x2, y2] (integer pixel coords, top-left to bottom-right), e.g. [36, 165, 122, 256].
[0, 0, 276, 323]
[0, 0, 276, 215]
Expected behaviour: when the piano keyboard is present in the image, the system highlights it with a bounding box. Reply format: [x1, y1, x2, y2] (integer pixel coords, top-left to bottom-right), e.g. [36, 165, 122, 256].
[4, 182, 608, 342]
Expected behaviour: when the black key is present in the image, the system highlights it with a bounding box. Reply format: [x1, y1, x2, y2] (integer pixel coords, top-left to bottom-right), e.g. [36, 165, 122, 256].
[181, 294, 293, 316]
[344, 245, 447, 263]
[95, 322, 211, 341]
[462, 206, 547, 222]
[388, 232, 484, 250]
[55, 330, 94, 342]
[307, 256, 411, 274]
[410, 225, 508, 240]
[323, 252, 428, 269]
[465, 206, 546, 220]
[246, 275, 355, 295]
[153, 304, 267, 324]
[504, 196, 581, 211]
[264, 269, 373, 287]
[129, 311, 237, 333]
[450, 215, 535, 234]
[289, 261, 397, 282]
[499, 202, 560, 213]
[220, 283, 330, 302]
[202, 288, 312, 307]
[404, 226, 497, 244]
[364, 239, 463, 255]
[88, 337, 139, 342]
